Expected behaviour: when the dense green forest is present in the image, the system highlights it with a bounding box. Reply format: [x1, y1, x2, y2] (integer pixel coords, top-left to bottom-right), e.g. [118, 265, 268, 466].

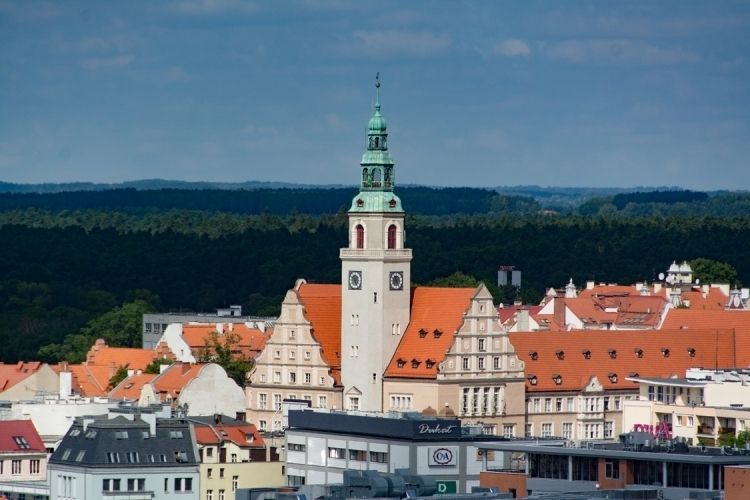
[0, 199, 750, 362]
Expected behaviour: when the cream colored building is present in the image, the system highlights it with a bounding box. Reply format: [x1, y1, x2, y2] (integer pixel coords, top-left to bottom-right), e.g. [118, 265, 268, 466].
[246, 281, 342, 431]
[623, 368, 750, 445]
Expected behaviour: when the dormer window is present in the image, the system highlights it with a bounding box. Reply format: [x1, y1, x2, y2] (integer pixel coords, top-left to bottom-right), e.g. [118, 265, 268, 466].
[687, 347, 696, 357]
[608, 372, 618, 383]
[661, 347, 670, 358]
[555, 350, 564, 360]
[608, 349, 617, 359]
[529, 351, 538, 360]
[527, 374, 538, 386]
[433, 329, 443, 338]
[629, 371, 639, 378]
[389, 199, 397, 208]
[356, 198, 364, 207]
[418, 329, 427, 338]
[552, 374, 562, 385]
[396, 358, 406, 368]
[425, 358, 435, 369]
[411, 359, 421, 368]
[581, 349, 591, 359]
[634, 348, 644, 358]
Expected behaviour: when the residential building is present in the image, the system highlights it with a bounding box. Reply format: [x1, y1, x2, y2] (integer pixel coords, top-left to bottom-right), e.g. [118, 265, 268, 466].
[623, 368, 750, 445]
[0, 420, 48, 500]
[192, 415, 284, 500]
[285, 409, 512, 493]
[0, 362, 59, 401]
[156, 322, 269, 363]
[48, 409, 200, 500]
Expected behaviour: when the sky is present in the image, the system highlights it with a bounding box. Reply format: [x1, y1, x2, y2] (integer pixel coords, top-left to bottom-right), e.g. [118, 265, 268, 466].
[1, 1, 749, 190]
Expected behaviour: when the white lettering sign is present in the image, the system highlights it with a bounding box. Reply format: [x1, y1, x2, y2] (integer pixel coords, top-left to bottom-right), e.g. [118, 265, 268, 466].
[418, 423, 457, 435]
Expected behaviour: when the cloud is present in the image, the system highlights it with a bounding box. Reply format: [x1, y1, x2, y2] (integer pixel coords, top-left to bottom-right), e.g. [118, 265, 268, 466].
[353, 30, 451, 56]
[543, 39, 700, 65]
[494, 39, 530, 57]
[80, 54, 135, 70]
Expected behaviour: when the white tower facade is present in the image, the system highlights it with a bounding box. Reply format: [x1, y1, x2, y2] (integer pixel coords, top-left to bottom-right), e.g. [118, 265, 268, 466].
[340, 77, 412, 412]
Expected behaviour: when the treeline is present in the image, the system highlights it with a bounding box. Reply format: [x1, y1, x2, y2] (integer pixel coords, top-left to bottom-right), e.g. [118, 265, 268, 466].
[1, 211, 749, 363]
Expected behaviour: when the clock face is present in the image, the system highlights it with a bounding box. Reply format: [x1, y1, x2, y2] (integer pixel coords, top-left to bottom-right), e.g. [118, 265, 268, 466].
[389, 271, 404, 290]
[348, 270, 362, 290]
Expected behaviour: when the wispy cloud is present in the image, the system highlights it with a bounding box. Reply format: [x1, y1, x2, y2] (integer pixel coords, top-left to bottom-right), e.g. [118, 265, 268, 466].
[494, 39, 530, 57]
[543, 39, 700, 65]
[353, 30, 451, 56]
[80, 54, 135, 70]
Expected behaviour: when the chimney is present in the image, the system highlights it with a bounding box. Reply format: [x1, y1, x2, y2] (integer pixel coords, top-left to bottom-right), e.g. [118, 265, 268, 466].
[554, 297, 566, 329]
[517, 308, 530, 332]
[59, 371, 72, 399]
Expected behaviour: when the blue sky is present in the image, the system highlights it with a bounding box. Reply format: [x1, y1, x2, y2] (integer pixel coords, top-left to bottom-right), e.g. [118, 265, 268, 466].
[1, 1, 749, 190]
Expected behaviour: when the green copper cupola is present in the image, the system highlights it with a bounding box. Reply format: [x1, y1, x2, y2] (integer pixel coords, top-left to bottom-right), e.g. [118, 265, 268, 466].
[350, 74, 403, 213]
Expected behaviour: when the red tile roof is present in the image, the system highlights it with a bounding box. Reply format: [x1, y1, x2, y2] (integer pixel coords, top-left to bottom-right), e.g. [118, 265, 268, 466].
[109, 373, 158, 400]
[182, 324, 268, 359]
[510, 328, 742, 392]
[194, 422, 265, 449]
[497, 305, 543, 325]
[0, 362, 43, 393]
[150, 363, 204, 400]
[297, 283, 342, 385]
[564, 293, 667, 328]
[0, 420, 46, 453]
[385, 287, 476, 379]
[662, 309, 750, 367]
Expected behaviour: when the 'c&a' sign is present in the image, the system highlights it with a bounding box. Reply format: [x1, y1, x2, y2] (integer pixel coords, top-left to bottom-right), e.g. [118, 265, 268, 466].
[428, 446, 458, 466]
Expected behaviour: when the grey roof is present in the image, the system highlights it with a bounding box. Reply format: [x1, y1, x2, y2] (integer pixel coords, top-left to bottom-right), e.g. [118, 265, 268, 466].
[49, 415, 199, 468]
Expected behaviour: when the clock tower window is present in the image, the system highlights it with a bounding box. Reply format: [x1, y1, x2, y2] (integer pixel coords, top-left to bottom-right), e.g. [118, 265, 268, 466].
[387, 224, 397, 249]
[355, 224, 364, 249]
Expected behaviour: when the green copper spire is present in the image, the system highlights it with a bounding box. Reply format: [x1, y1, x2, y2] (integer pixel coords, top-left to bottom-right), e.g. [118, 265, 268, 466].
[350, 74, 402, 213]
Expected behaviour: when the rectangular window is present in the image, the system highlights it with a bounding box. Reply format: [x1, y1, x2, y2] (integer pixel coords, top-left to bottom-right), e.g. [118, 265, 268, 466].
[370, 451, 388, 463]
[349, 396, 360, 410]
[328, 447, 345, 459]
[493, 356, 501, 369]
[503, 425, 515, 438]
[614, 396, 621, 410]
[288, 443, 305, 452]
[11, 459, 21, 475]
[259, 420, 267, 431]
[604, 421, 614, 439]
[603, 397, 610, 411]
[304, 372, 311, 384]
[273, 394, 282, 411]
[289, 350, 295, 360]
[207, 490, 214, 500]
[566, 397, 574, 412]
[206, 447, 214, 457]
[273, 371, 281, 383]
[231, 453, 237, 463]
[544, 398, 551, 412]
[220, 468, 224, 478]
[289, 372, 297, 384]
[30, 459, 40, 474]
[318, 395, 327, 408]
[478, 338, 486, 351]
[320, 376, 326, 385]
[562, 422, 573, 440]
[648, 385, 655, 401]
[525, 423, 533, 437]
[605, 458, 620, 479]
[232, 476, 239, 492]
[533, 398, 540, 413]
[207, 468, 213, 478]
[219, 489, 225, 500]
[348, 449, 367, 461]
[556, 398, 562, 412]
[462, 388, 470, 414]
[472, 388, 480, 414]
[462, 357, 470, 370]
[478, 357, 485, 370]
[541, 423, 552, 438]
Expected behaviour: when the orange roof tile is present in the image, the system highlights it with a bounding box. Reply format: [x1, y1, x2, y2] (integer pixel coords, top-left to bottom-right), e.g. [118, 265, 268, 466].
[194, 422, 265, 449]
[85, 339, 157, 371]
[150, 363, 204, 399]
[66, 364, 109, 397]
[385, 287, 476, 379]
[182, 324, 268, 359]
[564, 293, 667, 328]
[0, 362, 43, 393]
[298, 283, 342, 384]
[109, 373, 157, 400]
[510, 328, 741, 392]
[680, 287, 729, 310]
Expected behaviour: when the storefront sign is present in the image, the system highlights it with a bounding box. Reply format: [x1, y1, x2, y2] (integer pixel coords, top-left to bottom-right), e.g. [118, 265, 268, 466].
[428, 446, 458, 466]
[633, 421, 671, 439]
[436, 480, 457, 494]
[412, 420, 461, 439]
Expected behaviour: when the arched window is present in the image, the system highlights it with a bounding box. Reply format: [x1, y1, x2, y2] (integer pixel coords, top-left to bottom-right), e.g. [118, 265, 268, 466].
[355, 224, 364, 249]
[387, 224, 397, 249]
[372, 168, 381, 187]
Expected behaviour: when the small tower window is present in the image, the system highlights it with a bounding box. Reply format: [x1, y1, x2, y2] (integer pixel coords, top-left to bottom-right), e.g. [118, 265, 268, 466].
[355, 224, 364, 249]
[387, 224, 397, 249]
[374, 137, 379, 148]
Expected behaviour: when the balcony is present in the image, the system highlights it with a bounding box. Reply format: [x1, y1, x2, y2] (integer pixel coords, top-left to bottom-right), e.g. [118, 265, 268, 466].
[340, 248, 412, 261]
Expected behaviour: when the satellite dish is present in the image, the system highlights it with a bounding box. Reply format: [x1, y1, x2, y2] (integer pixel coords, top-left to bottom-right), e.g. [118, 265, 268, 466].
[658, 272, 665, 281]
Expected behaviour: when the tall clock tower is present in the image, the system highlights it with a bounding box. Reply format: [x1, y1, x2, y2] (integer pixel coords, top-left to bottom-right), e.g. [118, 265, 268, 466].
[340, 76, 412, 412]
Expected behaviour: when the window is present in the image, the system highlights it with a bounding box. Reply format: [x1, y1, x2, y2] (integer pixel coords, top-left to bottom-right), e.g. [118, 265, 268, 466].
[348, 396, 360, 410]
[604, 421, 614, 439]
[30, 459, 40, 474]
[566, 397, 575, 412]
[220, 468, 224, 478]
[603, 397, 610, 411]
[127, 478, 146, 491]
[273, 394, 282, 411]
[288, 443, 305, 452]
[259, 420, 267, 431]
[614, 396, 621, 410]
[541, 423, 552, 438]
[370, 450, 388, 463]
[206, 447, 213, 457]
[208, 468, 213, 478]
[274, 350, 281, 359]
[525, 423, 533, 437]
[478, 338, 486, 351]
[387, 224, 397, 249]
[273, 371, 281, 383]
[304, 372, 311, 384]
[13, 436, 30, 449]
[126, 451, 139, 463]
[12, 459, 21, 475]
[318, 395, 327, 408]
[493, 357, 501, 369]
[174, 478, 193, 492]
[544, 398, 552, 412]
[319, 376, 326, 385]
[170, 430, 184, 439]
[232, 476, 239, 492]
[478, 357, 485, 370]
[289, 350, 295, 360]
[355, 224, 364, 249]
[605, 459, 620, 479]
[462, 357, 470, 370]
[207, 490, 214, 500]
[472, 388, 479, 414]
[533, 398, 540, 413]
[304, 351, 311, 360]
[328, 447, 345, 459]
[231, 453, 237, 463]
[349, 449, 367, 461]
[556, 398, 562, 412]
[219, 490, 225, 500]
[503, 425, 515, 438]
[562, 422, 573, 440]
[289, 372, 297, 384]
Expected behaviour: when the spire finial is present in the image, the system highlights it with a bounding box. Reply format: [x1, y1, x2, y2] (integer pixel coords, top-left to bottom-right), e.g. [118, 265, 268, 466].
[375, 72, 381, 110]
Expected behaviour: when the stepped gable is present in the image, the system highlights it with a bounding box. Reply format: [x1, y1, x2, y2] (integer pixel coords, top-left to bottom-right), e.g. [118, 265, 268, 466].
[109, 373, 158, 400]
[150, 363, 204, 400]
[182, 323, 268, 359]
[510, 328, 739, 392]
[0, 419, 46, 453]
[0, 361, 43, 392]
[385, 286, 476, 379]
[297, 283, 342, 384]
[662, 308, 750, 366]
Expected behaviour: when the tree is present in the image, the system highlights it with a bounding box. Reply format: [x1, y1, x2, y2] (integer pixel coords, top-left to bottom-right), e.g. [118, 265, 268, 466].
[690, 258, 740, 286]
[197, 331, 253, 388]
[144, 358, 174, 374]
[108, 365, 129, 389]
